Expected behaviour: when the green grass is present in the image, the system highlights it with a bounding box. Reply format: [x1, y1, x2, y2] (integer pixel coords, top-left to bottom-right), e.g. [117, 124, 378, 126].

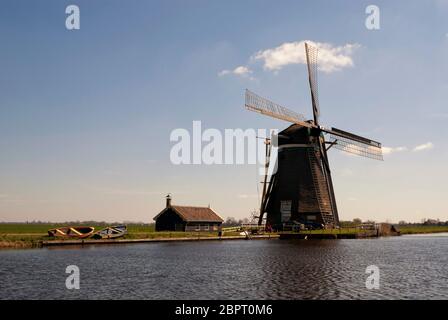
[127, 224, 155, 233]
[1, 223, 446, 249]
[0, 234, 49, 248]
[397, 225, 448, 235]
[0, 223, 243, 248]
[0, 223, 155, 234]
[305, 228, 361, 235]
[289, 226, 448, 235]
[0, 231, 227, 247]
[121, 231, 232, 239]
[279, 228, 368, 235]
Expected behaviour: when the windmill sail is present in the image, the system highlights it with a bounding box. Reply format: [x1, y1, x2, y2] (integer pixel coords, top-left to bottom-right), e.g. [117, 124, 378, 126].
[305, 43, 320, 125]
[245, 90, 312, 128]
[324, 127, 383, 161]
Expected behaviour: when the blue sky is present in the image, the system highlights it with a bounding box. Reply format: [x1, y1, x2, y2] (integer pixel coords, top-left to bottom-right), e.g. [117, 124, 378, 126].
[0, 0, 447, 222]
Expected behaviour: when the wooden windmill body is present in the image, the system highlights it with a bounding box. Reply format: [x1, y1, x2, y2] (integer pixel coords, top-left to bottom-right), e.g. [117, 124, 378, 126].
[245, 43, 383, 231]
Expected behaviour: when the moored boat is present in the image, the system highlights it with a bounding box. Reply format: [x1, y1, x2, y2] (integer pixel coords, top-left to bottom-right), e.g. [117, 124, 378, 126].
[48, 226, 95, 239]
[92, 225, 127, 239]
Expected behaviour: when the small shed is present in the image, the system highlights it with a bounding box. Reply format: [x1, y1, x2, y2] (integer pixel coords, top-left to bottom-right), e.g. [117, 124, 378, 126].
[154, 195, 223, 232]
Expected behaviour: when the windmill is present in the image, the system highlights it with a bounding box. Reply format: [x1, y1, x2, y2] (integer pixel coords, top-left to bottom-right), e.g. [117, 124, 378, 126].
[245, 43, 383, 230]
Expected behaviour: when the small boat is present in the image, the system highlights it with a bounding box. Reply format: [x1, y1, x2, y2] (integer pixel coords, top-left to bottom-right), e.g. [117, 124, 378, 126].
[48, 226, 95, 239]
[92, 225, 127, 239]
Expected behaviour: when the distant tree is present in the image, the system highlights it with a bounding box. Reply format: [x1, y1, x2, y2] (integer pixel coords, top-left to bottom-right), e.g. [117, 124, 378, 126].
[223, 217, 238, 227]
[249, 209, 259, 223]
[398, 220, 407, 225]
[353, 218, 362, 225]
[423, 218, 439, 226]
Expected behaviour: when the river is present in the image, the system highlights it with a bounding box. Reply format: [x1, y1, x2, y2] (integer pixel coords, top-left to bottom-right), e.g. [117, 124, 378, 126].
[0, 234, 447, 299]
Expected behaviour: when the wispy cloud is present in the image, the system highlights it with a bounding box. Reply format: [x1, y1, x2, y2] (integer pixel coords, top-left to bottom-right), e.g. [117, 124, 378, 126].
[251, 40, 360, 73]
[218, 66, 253, 79]
[413, 142, 434, 152]
[382, 143, 433, 155]
[340, 142, 433, 158]
[382, 146, 407, 155]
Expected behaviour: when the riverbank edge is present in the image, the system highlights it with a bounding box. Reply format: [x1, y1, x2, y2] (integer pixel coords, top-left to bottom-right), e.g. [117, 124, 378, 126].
[2, 229, 448, 250]
[0, 234, 280, 249]
[43, 234, 281, 246]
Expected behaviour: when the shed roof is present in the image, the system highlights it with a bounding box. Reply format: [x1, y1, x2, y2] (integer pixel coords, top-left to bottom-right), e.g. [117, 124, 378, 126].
[154, 205, 224, 223]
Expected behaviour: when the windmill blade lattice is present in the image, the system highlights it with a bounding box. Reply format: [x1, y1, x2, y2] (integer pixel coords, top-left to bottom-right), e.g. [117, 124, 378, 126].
[327, 134, 383, 161]
[305, 43, 320, 125]
[245, 89, 311, 127]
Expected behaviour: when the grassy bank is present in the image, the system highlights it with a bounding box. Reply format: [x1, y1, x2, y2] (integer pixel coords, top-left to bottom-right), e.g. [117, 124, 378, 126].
[1, 223, 447, 249]
[0, 232, 233, 249]
[279, 227, 378, 239]
[0, 234, 47, 248]
[0, 223, 241, 249]
[397, 225, 448, 235]
[287, 226, 448, 236]
[299, 228, 361, 235]
[0, 223, 155, 234]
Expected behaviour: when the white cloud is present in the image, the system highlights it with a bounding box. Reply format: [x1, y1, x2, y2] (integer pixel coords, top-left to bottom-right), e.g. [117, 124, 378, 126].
[251, 40, 360, 73]
[218, 65, 253, 78]
[382, 146, 407, 155]
[233, 66, 252, 75]
[382, 143, 433, 155]
[413, 142, 434, 152]
[339, 143, 433, 158]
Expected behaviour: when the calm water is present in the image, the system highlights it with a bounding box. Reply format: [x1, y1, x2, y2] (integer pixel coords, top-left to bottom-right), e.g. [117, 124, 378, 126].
[0, 234, 447, 300]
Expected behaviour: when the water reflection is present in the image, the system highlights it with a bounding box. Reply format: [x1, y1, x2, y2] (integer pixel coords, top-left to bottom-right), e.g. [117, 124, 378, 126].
[0, 236, 447, 299]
